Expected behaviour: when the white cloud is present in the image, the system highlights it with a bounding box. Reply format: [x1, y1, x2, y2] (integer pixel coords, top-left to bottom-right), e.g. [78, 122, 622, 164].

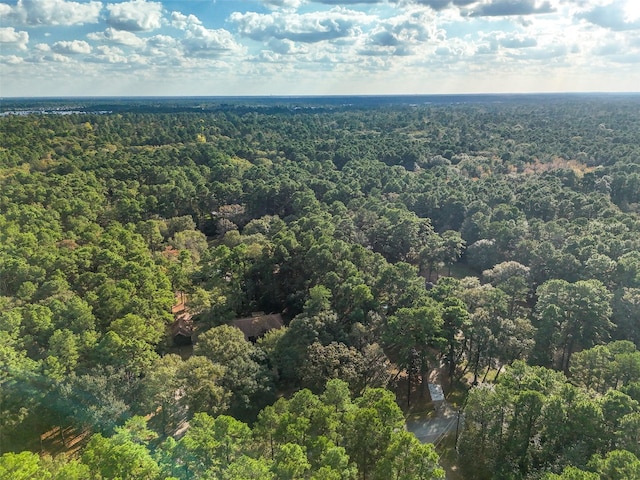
[231, 8, 375, 43]
[471, 28, 568, 59]
[508, 43, 570, 59]
[48, 53, 73, 62]
[267, 38, 309, 54]
[255, 50, 280, 62]
[585, 28, 640, 63]
[1, 0, 102, 26]
[625, 2, 640, 22]
[0, 3, 12, 16]
[408, 0, 476, 10]
[52, 40, 92, 54]
[182, 25, 246, 58]
[362, 9, 441, 56]
[433, 38, 475, 57]
[0, 27, 29, 49]
[316, 0, 386, 4]
[1, 0, 639, 95]
[592, 39, 624, 56]
[144, 34, 182, 59]
[498, 33, 538, 48]
[29, 52, 74, 62]
[170, 11, 202, 30]
[106, 0, 163, 31]
[1, 55, 25, 64]
[88, 27, 146, 47]
[87, 45, 130, 63]
[465, 0, 555, 17]
[147, 34, 180, 48]
[165, 11, 245, 58]
[578, 0, 640, 30]
[261, 0, 304, 9]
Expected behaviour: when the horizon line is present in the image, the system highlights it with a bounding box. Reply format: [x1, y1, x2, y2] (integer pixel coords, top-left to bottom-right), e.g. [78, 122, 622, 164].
[3, 91, 640, 100]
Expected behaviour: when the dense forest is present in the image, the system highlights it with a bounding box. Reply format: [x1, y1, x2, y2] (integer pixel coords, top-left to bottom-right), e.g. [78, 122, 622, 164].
[2, 96, 640, 479]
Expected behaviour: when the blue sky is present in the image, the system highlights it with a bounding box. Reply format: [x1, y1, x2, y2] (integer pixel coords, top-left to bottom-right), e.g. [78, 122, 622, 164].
[1, 0, 639, 96]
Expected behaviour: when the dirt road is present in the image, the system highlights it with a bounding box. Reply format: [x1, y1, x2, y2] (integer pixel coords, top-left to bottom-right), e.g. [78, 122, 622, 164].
[405, 401, 461, 445]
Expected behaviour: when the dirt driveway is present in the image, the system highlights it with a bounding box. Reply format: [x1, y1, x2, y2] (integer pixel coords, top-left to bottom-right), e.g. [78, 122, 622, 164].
[405, 401, 461, 445]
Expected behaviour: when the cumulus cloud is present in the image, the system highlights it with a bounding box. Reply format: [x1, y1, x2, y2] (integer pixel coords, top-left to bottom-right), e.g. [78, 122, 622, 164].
[2, 0, 638, 95]
[261, 0, 304, 9]
[87, 45, 130, 63]
[88, 27, 146, 47]
[467, 0, 555, 17]
[361, 9, 440, 56]
[268, 38, 309, 54]
[48, 53, 74, 62]
[142, 34, 182, 60]
[52, 39, 92, 54]
[499, 34, 537, 48]
[412, 0, 455, 10]
[171, 11, 202, 30]
[474, 27, 575, 61]
[27, 52, 73, 62]
[593, 41, 623, 56]
[182, 26, 245, 58]
[588, 29, 640, 63]
[578, 1, 640, 31]
[231, 8, 374, 43]
[314, 0, 386, 4]
[474, 31, 542, 55]
[369, 30, 402, 47]
[475, 40, 499, 54]
[592, 41, 640, 63]
[509, 43, 570, 59]
[0, 3, 12, 17]
[0, 27, 29, 50]
[359, 44, 414, 56]
[1, 0, 102, 26]
[166, 11, 244, 58]
[147, 34, 180, 48]
[400, 0, 485, 9]
[106, 0, 163, 32]
[433, 39, 474, 57]
[1, 55, 25, 64]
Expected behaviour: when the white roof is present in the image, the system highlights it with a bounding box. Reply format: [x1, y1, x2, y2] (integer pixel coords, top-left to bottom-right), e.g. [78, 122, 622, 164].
[428, 383, 445, 402]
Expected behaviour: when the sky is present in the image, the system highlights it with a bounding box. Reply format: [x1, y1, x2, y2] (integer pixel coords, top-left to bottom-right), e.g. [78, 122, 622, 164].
[1, 0, 639, 96]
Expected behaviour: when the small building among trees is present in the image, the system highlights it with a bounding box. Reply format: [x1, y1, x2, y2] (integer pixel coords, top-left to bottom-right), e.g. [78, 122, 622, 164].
[170, 313, 194, 346]
[231, 312, 284, 342]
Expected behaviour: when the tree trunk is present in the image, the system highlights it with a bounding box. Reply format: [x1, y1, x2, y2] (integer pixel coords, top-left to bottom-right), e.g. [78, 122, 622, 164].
[482, 360, 492, 383]
[407, 368, 411, 408]
[448, 343, 456, 380]
[473, 348, 481, 385]
[420, 355, 428, 398]
[563, 336, 576, 375]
